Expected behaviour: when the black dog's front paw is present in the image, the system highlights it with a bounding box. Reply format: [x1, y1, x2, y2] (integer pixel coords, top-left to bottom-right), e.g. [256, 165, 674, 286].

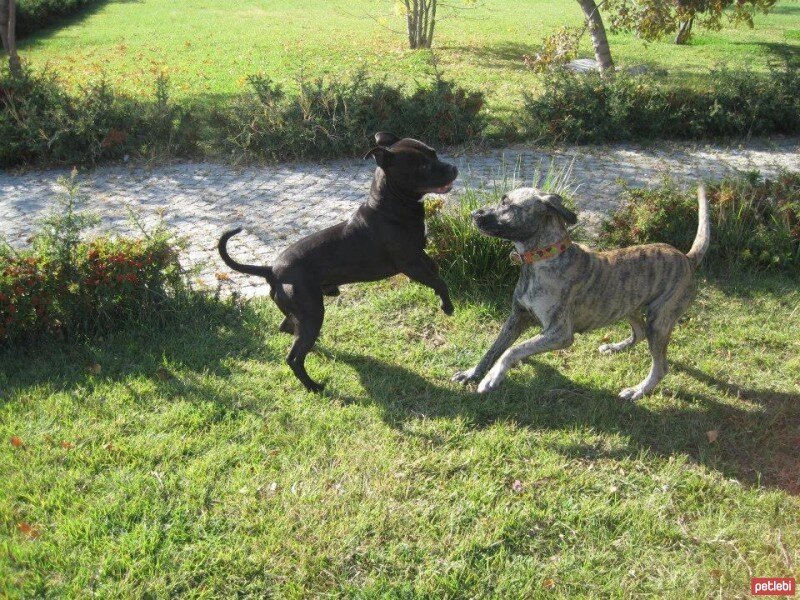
[305, 381, 326, 394]
[441, 298, 454, 315]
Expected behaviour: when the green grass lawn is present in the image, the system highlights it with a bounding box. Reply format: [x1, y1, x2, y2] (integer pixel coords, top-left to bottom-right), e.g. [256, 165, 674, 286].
[2, 271, 798, 597]
[17, 0, 800, 119]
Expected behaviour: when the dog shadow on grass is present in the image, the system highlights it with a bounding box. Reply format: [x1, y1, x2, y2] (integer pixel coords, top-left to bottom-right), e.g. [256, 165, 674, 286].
[335, 352, 800, 495]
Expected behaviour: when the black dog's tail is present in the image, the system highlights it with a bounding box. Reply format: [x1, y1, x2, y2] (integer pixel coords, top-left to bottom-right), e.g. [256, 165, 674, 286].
[218, 228, 279, 288]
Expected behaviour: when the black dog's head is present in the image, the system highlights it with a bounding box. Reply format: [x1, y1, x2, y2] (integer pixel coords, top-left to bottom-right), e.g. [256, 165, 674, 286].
[364, 132, 458, 197]
[471, 187, 578, 244]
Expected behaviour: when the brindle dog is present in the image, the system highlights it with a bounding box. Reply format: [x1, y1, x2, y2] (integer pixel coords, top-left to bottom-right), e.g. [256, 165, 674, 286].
[453, 186, 709, 400]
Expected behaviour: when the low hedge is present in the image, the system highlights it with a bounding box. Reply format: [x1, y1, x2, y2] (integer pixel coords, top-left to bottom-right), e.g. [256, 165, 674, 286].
[0, 64, 484, 167]
[523, 61, 800, 143]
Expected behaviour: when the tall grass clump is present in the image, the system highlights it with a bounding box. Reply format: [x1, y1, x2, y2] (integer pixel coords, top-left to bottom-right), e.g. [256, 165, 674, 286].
[426, 159, 582, 291]
[599, 172, 800, 274]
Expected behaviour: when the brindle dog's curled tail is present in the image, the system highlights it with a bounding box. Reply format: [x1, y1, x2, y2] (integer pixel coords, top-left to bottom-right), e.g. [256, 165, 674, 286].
[686, 185, 710, 269]
[218, 228, 279, 289]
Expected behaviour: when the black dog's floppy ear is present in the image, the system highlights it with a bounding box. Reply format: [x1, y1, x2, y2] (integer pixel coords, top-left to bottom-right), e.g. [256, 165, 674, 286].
[363, 146, 394, 168]
[543, 194, 578, 225]
[374, 132, 400, 147]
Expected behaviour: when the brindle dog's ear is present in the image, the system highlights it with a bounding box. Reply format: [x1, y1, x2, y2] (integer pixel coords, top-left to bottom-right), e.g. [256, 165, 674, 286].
[374, 132, 400, 147]
[542, 194, 578, 225]
[363, 146, 394, 168]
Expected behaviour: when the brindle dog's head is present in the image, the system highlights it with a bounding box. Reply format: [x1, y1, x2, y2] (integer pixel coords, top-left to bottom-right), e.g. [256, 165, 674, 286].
[364, 132, 458, 197]
[471, 187, 578, 243]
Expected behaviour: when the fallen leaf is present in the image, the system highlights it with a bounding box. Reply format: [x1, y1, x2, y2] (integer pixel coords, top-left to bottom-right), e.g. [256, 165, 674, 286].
[60, 441, 74, 449]
[155, 367, 171, 381]
[87, 363, 102, 375]
[103, 442, 114, 451]
[18, 522, 40, 539]
[601, 333, 612, 342]
[511, 479, 524, 493]
[10, 436, 23, 448]
[706, 430, 719, 443]
[542, 578, 556, 589]
[215, 271, 231, 281]
[710, 569, 722, 579]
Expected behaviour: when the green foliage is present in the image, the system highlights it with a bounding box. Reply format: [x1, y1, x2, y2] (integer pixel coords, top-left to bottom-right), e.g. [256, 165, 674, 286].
[16, 0, 102, 35]
[599, 172, 800, 273]
[0, 65, 200, 167]
[218, 70, 484, 162]
[605, 0, 778, 42]
[523, 61, 800, 143]
[0, 174, 184, 344]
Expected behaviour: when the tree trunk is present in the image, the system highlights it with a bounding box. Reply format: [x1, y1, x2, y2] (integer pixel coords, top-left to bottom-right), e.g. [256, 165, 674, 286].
[404, 0, 437, 50]
[675, 18, 693, 44]
[1, 0, 20, 74]
[576, 0, 614, 74]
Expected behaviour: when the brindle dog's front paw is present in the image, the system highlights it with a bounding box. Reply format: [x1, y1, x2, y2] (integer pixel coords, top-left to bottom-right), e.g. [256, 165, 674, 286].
[618, 386, 645, 401]
[451, 367, 480, 384]
[477, 370, 504, 393]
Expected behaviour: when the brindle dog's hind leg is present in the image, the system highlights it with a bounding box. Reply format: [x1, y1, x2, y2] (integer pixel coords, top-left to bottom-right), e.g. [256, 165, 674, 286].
[599, 313, 645, 354]
[618, 285, 693, 401]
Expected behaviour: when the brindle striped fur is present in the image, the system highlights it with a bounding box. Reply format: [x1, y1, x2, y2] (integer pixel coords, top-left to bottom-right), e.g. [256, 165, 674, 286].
[453, 186, 710, 400]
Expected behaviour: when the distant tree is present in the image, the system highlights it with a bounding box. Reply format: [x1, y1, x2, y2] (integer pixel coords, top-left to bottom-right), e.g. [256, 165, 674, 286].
[0, 0, 21, 74]
[401, 0, 438, 49]
[392, 0, 477, 50]
[606, 0, 778, 46]
[531, 0, 778, 74]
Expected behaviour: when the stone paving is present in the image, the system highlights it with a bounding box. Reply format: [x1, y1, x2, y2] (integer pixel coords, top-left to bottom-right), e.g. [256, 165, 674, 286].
[2, 137, 798, 297]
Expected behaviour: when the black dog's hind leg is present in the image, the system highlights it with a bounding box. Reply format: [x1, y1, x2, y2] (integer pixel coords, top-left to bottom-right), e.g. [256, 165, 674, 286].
[400, 253, 454, 315]
[279, 316, 295, 335]
[286, 298, 326, 393]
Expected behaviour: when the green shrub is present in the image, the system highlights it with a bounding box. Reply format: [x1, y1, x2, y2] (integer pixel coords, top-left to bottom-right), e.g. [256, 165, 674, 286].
[599, 172, 800, 273]
[17, 0, 102, 35]
[523, 61, 800, 143]
[0, 173, 184, 344]
[0, 65, 200, 167]
[1, 64, 482, 167]
[218, 70, 485, 162]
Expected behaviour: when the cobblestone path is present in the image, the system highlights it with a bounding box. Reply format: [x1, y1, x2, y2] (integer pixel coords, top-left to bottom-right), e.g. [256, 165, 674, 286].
[2, 137, 798, 297]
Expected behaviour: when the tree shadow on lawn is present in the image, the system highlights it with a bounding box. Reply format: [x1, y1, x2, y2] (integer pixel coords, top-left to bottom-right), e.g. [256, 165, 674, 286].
[440, 42, 541, 73]
[17, 0, 143, 41]
[335, 351, 800, 495]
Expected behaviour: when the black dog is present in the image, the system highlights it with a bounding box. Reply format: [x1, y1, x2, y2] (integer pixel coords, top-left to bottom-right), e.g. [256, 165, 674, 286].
[218, 132, 458, 392]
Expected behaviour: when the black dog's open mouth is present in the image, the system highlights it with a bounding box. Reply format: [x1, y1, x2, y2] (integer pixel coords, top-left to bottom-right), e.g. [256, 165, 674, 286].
[425, 182, 454, 194]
